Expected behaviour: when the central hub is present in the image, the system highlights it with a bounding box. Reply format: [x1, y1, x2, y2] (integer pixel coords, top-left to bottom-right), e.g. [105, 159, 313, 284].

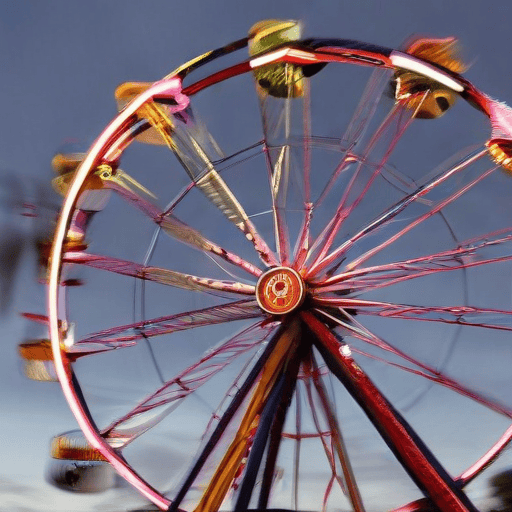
[256, 266, 306, 315]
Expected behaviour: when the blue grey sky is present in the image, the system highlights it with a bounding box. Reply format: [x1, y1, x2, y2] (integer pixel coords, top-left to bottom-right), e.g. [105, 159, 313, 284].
[2, 1, 512, 511]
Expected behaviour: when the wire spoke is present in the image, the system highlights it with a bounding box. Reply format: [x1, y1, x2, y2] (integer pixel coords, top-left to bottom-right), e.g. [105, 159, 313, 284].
[341, 164, 499, 273]
[310, 146, 487, 278]
[195, 319, 302, 512]
[63, 251, 255, 296]
[302, 310, 479, 512]
[72, 299, 262, 351]
[169, 322, 287, 511]
[102, 172, 262, 278]
[257, 65, 312, 265]
[314, 69, 393, 210]
[313, 307, 512, 419]
[458, 423, 512, 486]
[302, 371, 347, 509]
[314, 226, 512, 291]
[313, 297, 512, 333]
[140, 100, 278, 267]
[308, 95, 427, 277]
[101, 319, 276, 448]
[304, 351, 366, 512]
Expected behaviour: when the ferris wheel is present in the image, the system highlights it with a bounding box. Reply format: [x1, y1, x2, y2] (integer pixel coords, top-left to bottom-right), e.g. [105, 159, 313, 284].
[20, 19, 512, 512]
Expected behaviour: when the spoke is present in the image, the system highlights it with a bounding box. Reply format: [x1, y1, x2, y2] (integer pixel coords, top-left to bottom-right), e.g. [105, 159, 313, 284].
[293, 200, 313, 270]
[458, 423, 512, 485]
[308, 353, 365, 512]
[314, 69, 393, 210]
[194, 165, 278, 266]
[203, 347, 264, 438]
[74, 299, 262, 348]
[390, 499, 433, 512]
[314, 154, 358, 211]
[340, 69, 395, 155]
[302, 311, 478, 512]
[351, 343, 512, 419]
[160, 212, 262, 279]
[263, 143, 291, 263]
[304, 361, 354, 510]
[315, 226, 512, 291]
[256, 58, 312, 265]
[102, 173, 262, 278]
[254, 30, 314, 266]
[310, 146, 487, 278]
[342, 164, 498, 273]
[313, 307, 512, 419]
[336, 257, 512, 295]
[140, 100, 278, 267]
[102, 320, 275, 447]
[313, 297, 512, 333]
[293, 380, 302, 509]
[302, 373, 345, 510]
[63, 251, 255, 296]
[169, 322, 285, 512]
[195, 319, 301, 512]
[256, 333, 305, 510]
[308, 95, 426, 277]
[235, 372, 288, 512]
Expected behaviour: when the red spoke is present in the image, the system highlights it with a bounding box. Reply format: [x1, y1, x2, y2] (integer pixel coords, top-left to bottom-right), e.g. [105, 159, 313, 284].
[325, 253, 512, 296]
[64, 251, 255, 295]
[313, 297, 512, 333]
[315, 227, 512, 290]
[308, 96, 425, 276]
[308, 353, 365, 512]
[292, 201, 313, 270]
[343, 164, 498, 273]
[203, 346, 265, 438]
[258, 71, 312, 265]
[75, 299, 262, 347]
[194, 164, 279, 267]
[313, 69, 392, 210]
[263, 143, 290, 264]
[458, 423, 512, 485]
[313, 154, 359, 211]
[292, 80, 313, 268]
[351, 345, 512, 419]
[313, 307, 512, 419]
[302, 368, 347, 507]
[143, 100, 279, 268]
[105, 177, 262, 278]
[302, 311, 478, 512]
[102, 320, 275, 447]
[310, 146, 487, 278]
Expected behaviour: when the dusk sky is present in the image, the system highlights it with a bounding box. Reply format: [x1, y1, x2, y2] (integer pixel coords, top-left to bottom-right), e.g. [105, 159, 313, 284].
[2, 2, 512, 511]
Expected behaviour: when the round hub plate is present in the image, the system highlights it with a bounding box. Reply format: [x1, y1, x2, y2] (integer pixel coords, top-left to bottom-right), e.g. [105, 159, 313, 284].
[256, 266, 306, 315]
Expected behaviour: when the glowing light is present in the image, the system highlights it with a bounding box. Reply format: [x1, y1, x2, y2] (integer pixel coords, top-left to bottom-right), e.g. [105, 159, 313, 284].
[63, 323, 75, 348]
[340, 345, 352, 357]
[390, 53, 464, 92]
